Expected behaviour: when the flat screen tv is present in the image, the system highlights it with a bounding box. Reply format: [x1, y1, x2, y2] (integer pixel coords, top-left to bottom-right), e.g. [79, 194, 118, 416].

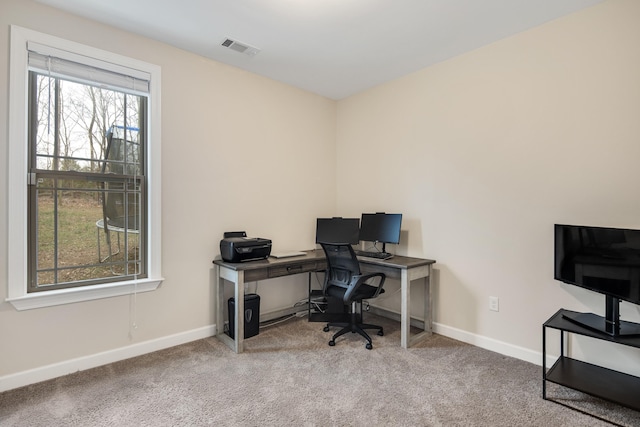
[315, 217, 360, 245]
[359, 213, 402, 253]
[554, 224, 640, 336]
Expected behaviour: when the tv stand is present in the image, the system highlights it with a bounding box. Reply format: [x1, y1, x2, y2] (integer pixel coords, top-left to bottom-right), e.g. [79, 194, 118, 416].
[543, 309, 640, 417]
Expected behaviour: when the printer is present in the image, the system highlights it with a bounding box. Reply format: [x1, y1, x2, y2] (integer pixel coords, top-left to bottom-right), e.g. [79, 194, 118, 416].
[220, 231, 272, 263]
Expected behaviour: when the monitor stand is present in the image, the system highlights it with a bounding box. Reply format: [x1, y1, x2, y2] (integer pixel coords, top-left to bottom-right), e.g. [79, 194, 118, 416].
[562, 296, 640, 337]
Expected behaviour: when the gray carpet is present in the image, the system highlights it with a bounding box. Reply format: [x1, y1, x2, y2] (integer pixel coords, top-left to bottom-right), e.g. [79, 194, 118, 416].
[1, 314, 639, 426]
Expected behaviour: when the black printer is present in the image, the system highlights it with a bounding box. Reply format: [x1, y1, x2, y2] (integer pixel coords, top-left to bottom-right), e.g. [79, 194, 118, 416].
[220, 231, 272, 263]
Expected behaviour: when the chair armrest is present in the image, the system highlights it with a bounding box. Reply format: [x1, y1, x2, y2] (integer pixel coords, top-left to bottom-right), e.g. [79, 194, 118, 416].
[343, 272, 386, 303]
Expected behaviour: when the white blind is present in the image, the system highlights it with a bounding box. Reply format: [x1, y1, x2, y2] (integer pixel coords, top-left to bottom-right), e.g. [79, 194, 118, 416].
[27, 41, 150, 94]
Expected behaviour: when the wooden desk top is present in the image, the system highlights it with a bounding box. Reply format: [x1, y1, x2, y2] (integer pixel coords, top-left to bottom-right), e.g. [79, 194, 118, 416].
[357, 253, 436, 269]
[213, 249, 435, 271]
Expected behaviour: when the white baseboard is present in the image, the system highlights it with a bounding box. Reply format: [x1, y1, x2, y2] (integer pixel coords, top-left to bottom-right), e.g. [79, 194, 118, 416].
[1, 304, 309, 393]
[261, 304, 308, 322]
[0, 325, 216, 393]
[433, 322, 542, 366]
[1, 312, 547, 393]
[369, 305, 543, 367]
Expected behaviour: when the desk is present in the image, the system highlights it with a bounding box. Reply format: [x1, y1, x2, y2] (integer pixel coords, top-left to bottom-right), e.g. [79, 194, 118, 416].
[213, 250, 435, 353]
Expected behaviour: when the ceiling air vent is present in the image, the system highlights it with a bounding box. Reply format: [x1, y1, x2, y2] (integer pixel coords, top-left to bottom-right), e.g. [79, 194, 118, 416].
[221, 38, 260, 57]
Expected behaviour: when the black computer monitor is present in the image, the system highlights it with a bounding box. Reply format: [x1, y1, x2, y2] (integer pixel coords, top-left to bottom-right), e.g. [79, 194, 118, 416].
[359, 213, 402, 251]
[315, 217, 360, 245]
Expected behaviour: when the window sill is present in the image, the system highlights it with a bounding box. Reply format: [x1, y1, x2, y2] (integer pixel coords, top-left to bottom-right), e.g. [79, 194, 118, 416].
[6, 278, 164, 311]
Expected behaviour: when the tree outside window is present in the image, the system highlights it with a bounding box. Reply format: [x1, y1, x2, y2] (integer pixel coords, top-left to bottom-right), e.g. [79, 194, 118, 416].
[28, 67, 147, 291]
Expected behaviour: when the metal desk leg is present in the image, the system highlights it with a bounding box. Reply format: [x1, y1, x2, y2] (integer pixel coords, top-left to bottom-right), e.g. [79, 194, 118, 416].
[216, 267, 245, 353]
[215, 265, 224, 337]
[401, 268, 410, 348]
[234, 270, 245, 353]
[542, 324, 547, 399]
[403, 264, 433, 348]
[423, 265, 432, 334]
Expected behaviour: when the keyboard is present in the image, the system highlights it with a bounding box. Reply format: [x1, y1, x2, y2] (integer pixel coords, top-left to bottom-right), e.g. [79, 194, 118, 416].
[355, 250, 393, 260]
[270, 251, 306, 259]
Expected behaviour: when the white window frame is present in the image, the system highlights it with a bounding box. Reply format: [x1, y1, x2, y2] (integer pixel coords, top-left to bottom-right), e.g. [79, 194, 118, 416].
[7, 26, 163, 310]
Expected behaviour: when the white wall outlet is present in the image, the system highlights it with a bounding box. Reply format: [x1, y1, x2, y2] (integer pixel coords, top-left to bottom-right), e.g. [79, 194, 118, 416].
[489, 296, 499, 312]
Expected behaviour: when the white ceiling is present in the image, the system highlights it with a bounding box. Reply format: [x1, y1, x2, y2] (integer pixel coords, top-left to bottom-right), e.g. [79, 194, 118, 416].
[36, 0, 604, 100]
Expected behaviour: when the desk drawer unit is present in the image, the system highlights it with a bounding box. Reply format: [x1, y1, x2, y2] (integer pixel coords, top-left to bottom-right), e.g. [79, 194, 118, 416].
[269, 262, 318, 278]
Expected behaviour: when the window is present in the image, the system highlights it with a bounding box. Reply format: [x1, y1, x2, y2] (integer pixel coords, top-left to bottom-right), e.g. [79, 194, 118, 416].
[8, 26, 163, 309]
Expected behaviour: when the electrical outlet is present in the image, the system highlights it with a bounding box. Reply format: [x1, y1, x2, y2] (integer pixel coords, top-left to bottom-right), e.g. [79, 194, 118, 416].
[489, 296, 499, 312]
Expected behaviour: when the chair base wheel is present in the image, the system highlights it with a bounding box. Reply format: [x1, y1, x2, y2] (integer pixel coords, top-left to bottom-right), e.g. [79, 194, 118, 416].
[377, 330, 384, 336]
[323, 326, 330, 332]
[366, 343, 373, 350]
[328, 340, 335, 346]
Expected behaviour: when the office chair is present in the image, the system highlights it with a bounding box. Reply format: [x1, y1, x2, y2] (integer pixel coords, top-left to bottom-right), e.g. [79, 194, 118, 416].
[319, 242, 386, 349]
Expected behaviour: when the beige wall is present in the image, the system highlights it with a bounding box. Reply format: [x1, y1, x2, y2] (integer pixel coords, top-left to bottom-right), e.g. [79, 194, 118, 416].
[337, 0, 640, 373]
[2, 0, 640, 388]
[0, 0, 336, 381]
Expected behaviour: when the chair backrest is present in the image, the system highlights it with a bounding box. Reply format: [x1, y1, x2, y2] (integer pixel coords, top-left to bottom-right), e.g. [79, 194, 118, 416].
[320, 243, 361, 292]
